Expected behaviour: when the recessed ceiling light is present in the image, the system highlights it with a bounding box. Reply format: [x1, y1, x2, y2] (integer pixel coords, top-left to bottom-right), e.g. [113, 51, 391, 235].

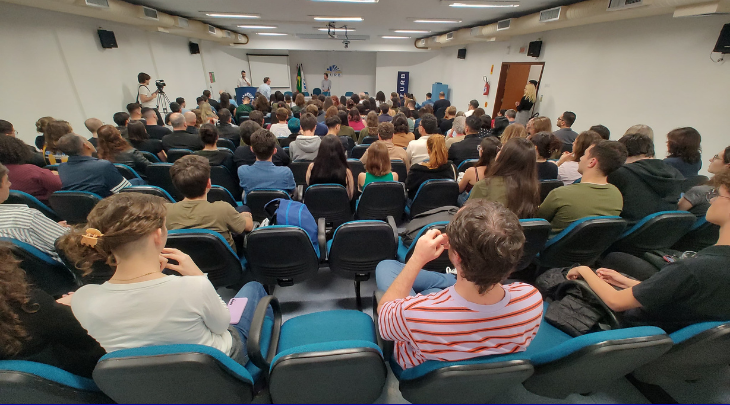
[238, 25, 277, 29]
[257, 32, 288, 36]
[382, 36, 411, 39]
[413, 19, 462, 23]
[205, 13, 260, 19]
[313, 16, 364, 21]
[317, 27, 356, 32]
[394, 29, 431, 33]
[311, 0, 377, 2]
[450, 2, 519, 7]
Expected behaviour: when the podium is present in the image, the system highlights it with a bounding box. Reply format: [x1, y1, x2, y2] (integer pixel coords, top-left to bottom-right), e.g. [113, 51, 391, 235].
[235, 87, 258, 105]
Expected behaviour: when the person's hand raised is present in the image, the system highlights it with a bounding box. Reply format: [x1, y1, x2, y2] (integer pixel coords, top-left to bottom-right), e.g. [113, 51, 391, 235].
[411, 229, 448, 266]
[160, 248, 204, 276]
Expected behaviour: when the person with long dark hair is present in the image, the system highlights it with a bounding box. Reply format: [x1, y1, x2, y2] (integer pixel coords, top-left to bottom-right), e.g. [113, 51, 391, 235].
[458, 137, 501, 205]
[348, 108, 365, 131]
[375, 91, 386, 108]
[306, 134, 355, 199]
[97, 125, 149, 177]
[530, 132, 561, 180]
[0, 136, 61, 204]
[469, 138, 540, 218]
[664, 127, 702, 177]
[679, 145, 730, 216]
[127, 121, 166, 162]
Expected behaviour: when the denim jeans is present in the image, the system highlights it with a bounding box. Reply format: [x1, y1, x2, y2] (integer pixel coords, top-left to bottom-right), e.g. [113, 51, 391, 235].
[230, 281, 273, 352]
[375, 260, 456, 296]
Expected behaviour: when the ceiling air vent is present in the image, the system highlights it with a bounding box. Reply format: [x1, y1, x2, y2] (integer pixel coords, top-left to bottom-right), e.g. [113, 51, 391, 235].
[539, 6, 562, 22]
[140, 7, 159, 20]
[497, 19, 511, 30]
[83, 0, 109, 8]
[237, 34, 246, 42]
[445, 32, 454, 40]
[419, 38, 427, 46]
[208, 25, 217, 35]
[470, 27, 481, 36]
[224, 31, 233, 38]
[176, 17, 189, 28]
[607, 0, 644, 11]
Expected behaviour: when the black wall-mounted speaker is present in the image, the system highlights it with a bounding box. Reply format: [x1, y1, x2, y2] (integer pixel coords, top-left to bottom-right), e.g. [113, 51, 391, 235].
[457, 48, 467, 59]
[98, 30, 118, 49]
[713, 24, 730, 54]
[527, 41, 542, 57]
[189, 42, 200, 54]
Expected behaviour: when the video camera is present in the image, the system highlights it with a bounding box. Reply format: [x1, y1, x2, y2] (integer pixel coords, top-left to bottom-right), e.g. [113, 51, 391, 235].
[155, 80, 166, 92]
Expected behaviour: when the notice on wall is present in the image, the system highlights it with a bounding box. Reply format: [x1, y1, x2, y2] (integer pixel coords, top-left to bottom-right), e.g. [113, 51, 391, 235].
[209, 72, 216, 83]
[397, 71, 410, 96]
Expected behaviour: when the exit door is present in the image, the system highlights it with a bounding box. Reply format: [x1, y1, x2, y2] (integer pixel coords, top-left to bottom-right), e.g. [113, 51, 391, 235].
[493, 62, 544, 118]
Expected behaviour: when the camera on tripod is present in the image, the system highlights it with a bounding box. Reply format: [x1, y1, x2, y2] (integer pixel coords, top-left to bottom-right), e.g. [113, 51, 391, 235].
[155, 80, 166, 92]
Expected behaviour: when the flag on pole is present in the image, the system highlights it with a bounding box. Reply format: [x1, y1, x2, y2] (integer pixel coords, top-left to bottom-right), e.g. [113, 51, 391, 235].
[296, 64, 303, 93]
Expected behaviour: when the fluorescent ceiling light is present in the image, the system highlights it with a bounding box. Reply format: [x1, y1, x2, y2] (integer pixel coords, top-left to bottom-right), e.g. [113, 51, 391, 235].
[450, 2, 519, 7]
[205, 13, 260, 19]
[311, 0, 377, 2]
[257, 32, 288, 36]
[318, 27, 356, 31]
[394, 29, 431, 33]
[313, 16, 364, 21]
[413, 19, 462, 23]
[382, 36, 410, 39]
[238, 25, 277, 29]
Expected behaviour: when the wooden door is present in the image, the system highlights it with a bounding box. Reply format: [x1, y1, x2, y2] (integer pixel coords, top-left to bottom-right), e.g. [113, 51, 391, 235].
[500, 64, 531, 113]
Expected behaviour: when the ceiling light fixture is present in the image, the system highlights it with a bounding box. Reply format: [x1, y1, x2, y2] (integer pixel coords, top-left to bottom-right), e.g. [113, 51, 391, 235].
[238, 25, 277, 29]
[413, 19, 462, 23]
[382, 36, 411, 39]
[394, 29, 431, 33]
[313, 16, 364, 21]
[450, 2, 519, 7]
[205, 13, 260, 19]
[318, 27, 355, 31]
[257, 32, 288, 36]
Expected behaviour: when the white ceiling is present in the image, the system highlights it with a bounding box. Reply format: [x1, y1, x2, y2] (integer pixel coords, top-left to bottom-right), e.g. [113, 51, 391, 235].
[124, 0, 569, 50]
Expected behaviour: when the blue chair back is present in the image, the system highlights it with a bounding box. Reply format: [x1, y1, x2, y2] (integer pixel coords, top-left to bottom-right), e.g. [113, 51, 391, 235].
[672, 216, 720, 252]
[538, 216, 626, 268]
[166, 229, 244, 288]
[457, 159, 479, 172]
[48, 191, 102, 225]
[350, 145, 369, 159]
[207, 185, 239, 208]
[114, 164, 142, 181]
[407, 179, 459, 218]
[539, 180, 563, 203]
[4, 190, 60, 221]
[0, 360, 110, 404]
[288, 160, 312, 187]
[347, 159, 365, 184]
[93, 345, 255, 404]
[390, 160, 407, 183]
[345, 91, 354, 97]
[1, 237, 78, 297]
[361, 136, 377, 145]
[146, 163, 182, 201]
[119, 185, 174, 202]
[356, 182, 406, 222]
[517, 219, 552, 272]
[166, 148, 193, 163]
[397, 221, 452, 273]
[245, 226, 320, 287]
[304, 184, 352, 230]
[245, 189, 291, 222]
[140, 151, 160, 163]
[609, 211, 697, 256]
[312, 88, 322, 96]
[216, 138, 236, 152]
[210, 165, 242, 201]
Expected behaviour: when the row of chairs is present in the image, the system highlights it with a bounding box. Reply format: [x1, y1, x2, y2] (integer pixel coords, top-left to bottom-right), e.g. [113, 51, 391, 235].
[2, 295, 728, 403]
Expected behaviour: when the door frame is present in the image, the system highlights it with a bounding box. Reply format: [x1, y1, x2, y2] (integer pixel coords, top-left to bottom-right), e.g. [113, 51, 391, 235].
[492, 61, 545, 118]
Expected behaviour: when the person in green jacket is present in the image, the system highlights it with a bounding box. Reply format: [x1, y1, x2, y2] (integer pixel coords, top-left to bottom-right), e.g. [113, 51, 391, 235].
[235, 95, 253, 122]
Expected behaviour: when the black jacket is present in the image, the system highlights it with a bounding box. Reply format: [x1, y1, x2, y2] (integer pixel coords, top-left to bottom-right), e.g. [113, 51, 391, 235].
[448, 134, 481, 167]
[162, 130, 204, 151]
[607, 159, 685, 223]
[217, 123, 240, 145]
[145, 124, 172, 140]
[113, 148, 151, 176]
[405, 162, 457, 200]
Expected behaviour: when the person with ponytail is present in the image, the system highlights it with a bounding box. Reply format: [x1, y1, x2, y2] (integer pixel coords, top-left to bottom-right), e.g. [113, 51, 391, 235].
[0, 241, 105, 378]
[404, 134, 457, 201]
[57, 193, 271, 365]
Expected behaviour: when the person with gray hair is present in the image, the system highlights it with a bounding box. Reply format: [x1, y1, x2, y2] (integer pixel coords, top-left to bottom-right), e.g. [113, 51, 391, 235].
[56, 133, 132, 197]
[505, 109, 517, 124]
[446, 116, 467, 149]
[161, 113, 204, 152]
[624, 124, 654, 140]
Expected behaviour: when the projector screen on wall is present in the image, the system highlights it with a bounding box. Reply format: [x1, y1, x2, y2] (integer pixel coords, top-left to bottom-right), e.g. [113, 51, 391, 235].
[247, 54, 291, 89]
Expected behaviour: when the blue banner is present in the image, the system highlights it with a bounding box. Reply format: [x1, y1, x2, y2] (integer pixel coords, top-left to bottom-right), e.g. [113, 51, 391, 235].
[397, 71, 410, 96]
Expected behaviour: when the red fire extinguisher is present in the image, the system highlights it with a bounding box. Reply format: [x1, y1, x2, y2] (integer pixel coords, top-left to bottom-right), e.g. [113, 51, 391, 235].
[483, 79, 490, 96]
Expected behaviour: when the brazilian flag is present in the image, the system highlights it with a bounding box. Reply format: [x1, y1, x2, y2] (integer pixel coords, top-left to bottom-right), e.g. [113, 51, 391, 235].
[296, 64, 303, 92]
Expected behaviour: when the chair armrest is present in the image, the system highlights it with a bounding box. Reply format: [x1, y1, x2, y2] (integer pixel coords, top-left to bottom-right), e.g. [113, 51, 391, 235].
[387, 215, 398, 246]
[372, 290, 393, 361]
[317, 217, 327, 262]
[555, 279, 623, 330]
[247, 295, 282, 377]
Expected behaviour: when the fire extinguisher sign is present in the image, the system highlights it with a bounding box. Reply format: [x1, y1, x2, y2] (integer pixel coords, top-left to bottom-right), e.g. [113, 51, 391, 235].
[397, 71, 409, 96]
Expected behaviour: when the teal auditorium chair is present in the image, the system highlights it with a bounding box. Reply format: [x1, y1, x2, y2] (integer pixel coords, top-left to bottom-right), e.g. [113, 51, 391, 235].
[671, 216, 720, 252]
[211, 165, 242, 202]
[119, 185, 174, 202]
[405, 179, 459, 218]
[312, 88, 322, 96]
[0, 360, 111, 404]
[355, 181, 406, 222]
[539, 180, 563, 203]
[1, 238, 78, 297]
[516, 219, 552, 272]
[248, 297, 387, 403]
[114, 164, 143, 181]
[147, 163, 182, 201]
[166, 148, 193, 163]
[48, 191, 102, 225]
[304, 184, 352, 231]
[607, 211, 697, 256]
[245, 189, 291, 222]
[397, 221, 452, 273]
[457, 159, 478, 172]
[140, 151, 160, 163]
[165, 229, 245, 289]
[390, 160, 408, 182]
[537, 216, 627, 269]
[4, 190, 60, 221]
[350, 144, 369, 159]
[208, 185, 242, 208]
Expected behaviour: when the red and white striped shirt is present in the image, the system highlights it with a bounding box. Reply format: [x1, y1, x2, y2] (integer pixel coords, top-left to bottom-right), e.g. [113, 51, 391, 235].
[378, 283, 543, 370]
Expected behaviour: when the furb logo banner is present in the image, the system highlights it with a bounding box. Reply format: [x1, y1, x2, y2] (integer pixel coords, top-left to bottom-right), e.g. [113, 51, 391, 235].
[397, 71, 409, 95]
[326, 65, 343, 77]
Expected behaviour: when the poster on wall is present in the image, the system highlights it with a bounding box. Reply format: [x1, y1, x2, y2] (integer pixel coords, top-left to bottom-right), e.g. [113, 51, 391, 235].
[209, 72, 216, 83]
[397, 71, 409, 96]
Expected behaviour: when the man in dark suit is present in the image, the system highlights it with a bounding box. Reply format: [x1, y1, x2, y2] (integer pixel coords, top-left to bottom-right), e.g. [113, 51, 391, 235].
[162, 113, 204, 152]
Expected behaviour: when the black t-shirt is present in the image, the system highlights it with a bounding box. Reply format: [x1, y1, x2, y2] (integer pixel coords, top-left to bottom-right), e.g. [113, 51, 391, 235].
[145, 124, 172, 140]
[10, 289, 105, 378]
[537, 161, 558, 180]
[433, 99, 451, 114]
[131, 138, 164, 155]
[448, 134, 481, 167]
[233, 145, 290, 168]
[628, 245, 730, 332]
[440, 118, 454, 135]
[162, 130, 204, 151]
[196, 149, 235, 173]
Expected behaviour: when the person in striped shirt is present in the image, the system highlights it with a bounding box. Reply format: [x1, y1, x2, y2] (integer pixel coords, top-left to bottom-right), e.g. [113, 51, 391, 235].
[376, 200, 543, 370]
[0, 163, 68, 262]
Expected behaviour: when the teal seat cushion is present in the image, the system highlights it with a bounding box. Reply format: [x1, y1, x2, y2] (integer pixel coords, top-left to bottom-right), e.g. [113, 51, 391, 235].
[0, 360, 99, 392]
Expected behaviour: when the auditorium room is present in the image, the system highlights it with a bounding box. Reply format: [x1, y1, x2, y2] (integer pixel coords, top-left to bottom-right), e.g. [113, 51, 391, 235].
[0, 0, 729, 403]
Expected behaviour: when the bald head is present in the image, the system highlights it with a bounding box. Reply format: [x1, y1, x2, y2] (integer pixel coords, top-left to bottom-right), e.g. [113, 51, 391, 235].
[142, 108, 157, 124]
[84, 118, 103, 136]
[170, 113, 186, 130]
[184, 111, 197, 126]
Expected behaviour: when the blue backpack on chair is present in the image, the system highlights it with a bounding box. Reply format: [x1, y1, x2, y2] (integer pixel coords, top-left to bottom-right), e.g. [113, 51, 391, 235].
[263, 199, 319, 252]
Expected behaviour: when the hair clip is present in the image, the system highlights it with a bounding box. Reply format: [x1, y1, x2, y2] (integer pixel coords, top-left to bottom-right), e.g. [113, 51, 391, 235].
[80, 228, 103, 248]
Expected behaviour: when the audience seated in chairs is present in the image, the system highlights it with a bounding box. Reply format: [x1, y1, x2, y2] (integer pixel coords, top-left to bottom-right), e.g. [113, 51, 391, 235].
[556, 130, 603, 185]
[184, 111, 200, 135]
[235, 95, 253, 122]
[34, 116, 53, 150]
[360, 122, 410, 168]
[663, 127, 703, 177]
[97, 125, 150, 177]
[83, 117, 102, 148]
[376, 200, 543, 370]
[112, 112, 129, 139]
[357, 111, 380, 144]
[337, 110, 357, 144]
[458, 137, 500, 206]
[162, 113, 203, 152]
[56, 193, 271, 366]
[448, 115, 484, 168]
[347, 107, 365, 132]
[0, 135, 61, 205]
[127, 120, 166, 162]
[407, 113, 440, 166]
[291, 93, 305, 115]
[325, 116, 354, 154]
[439, 106, 456, 135]
[0, 121, 46, 169]
[553, 111, 578, 152]
[43, 120, 72, 164]
[391, 114, 415, 148]
[56, 133, 132, 197]
[0, 241, 105, 378]
[679, 145, 730, 216]
[269, 108, 292, 139]
[238, 129, 296, 198]
[607, 133, 684, 223]
[499, 123, 527, 146]
[166, 155, 252, 248]
[357, 141, 399, 192]
[290, 112, 322, 161]
[566, 168, 730, 332]
[215, 109, 239, 144]
[530, 132, 561, 180]
[405, 134, 456, 201]
[590, 124, 611, 140]
[444, 116, 466, 145]
[306, 134, 355, 200]
[537, 140, 627, 233]
[142, 107, 172, 141]
[195, 124, 235, 174]
[469, 138, 539, 219]
[0, 163, 68, 262]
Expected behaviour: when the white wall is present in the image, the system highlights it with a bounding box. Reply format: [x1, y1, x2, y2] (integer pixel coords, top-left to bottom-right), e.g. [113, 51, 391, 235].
[375, 14, 730, 174]
[0, 2, 249, 144]
[288, 51, 376, 96]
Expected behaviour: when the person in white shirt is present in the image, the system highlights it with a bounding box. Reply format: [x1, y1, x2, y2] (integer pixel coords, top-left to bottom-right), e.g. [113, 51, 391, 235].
[59, 193, 273, 366]
[258, 77, 272, 101]
[236, 70, 251, 88]
[321, 73, 332, 94]
[406, 113, 439, 166]
[137, 72, 164, 124]
[464, 100, 479, 117]
[269, 108, 292, 138]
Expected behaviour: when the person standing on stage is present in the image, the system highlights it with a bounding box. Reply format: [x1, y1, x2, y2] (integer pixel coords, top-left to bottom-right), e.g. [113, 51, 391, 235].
[321, 73, 332, 94]
[237, 70, 251, 88]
